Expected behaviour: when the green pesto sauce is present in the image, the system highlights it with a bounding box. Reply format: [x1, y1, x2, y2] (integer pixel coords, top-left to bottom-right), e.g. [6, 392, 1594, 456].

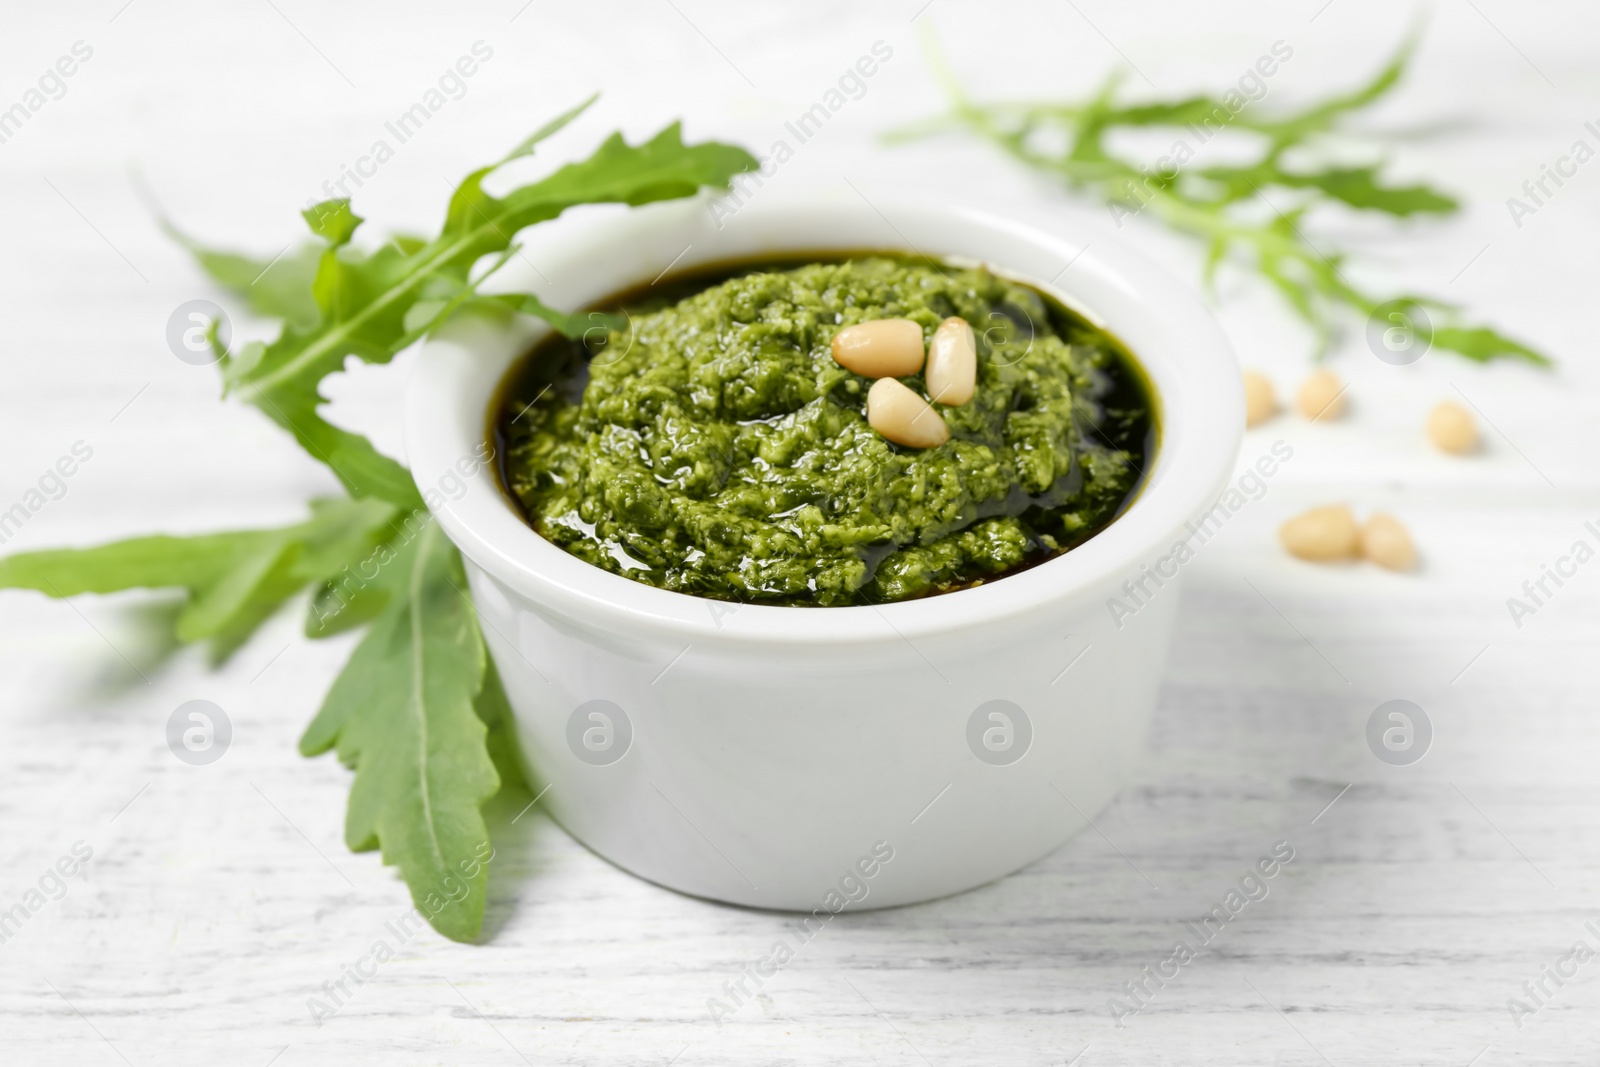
[495, 255, 1154, 606]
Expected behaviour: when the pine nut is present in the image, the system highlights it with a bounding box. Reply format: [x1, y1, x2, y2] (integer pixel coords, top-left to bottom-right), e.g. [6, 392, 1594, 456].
[1243, 371, 1276, 428]
[1296, 369, 1346, 421]
[867, 377, 950, 449]
[1360, 512, 1417, 571]
[1426, 400, 1477, 454]
[1278, 504, 1359, 561]
[831, 319, 925, 378]
[926, 317, 977, 406]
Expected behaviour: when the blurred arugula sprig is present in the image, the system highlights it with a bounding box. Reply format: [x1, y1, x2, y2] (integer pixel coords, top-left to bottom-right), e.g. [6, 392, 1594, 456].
[1, 99, 755, 941]
[892, 37, 1550, 366]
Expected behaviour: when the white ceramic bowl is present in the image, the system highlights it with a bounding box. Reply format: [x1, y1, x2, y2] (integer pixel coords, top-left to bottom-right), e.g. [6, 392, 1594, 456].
[404, 194, 1242, 911]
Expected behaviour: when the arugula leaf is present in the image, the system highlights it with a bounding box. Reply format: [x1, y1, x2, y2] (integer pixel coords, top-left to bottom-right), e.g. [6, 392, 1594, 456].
[0, 530, 280, 596]
[302, 199, 364, 245]
[0, 499, 515, 939]
[0, 498, 399, 661]
[1431, 325, 1552, 367]
[490, 292, 627, 341]
[476, 656, 530, 799]
[161, 222, 324, 329]
[3, 107, 757, 943]
[178, 103, 755, 507]
[299, 523, 499, 942]
[1253, 37, 1413, 146]
[303, 509, 422, 638]
[1273, 166, 1457, 216]
[896, 33, 1552, 366]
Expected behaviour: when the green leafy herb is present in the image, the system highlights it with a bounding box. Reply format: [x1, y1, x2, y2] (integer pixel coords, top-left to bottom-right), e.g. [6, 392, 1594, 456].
[0, 100, 756, 941]
[891, 36, 1551, 366]
[162, 225, 325, 329]
[0, 497, 400, 662]
[298, 522, 498, 942]
[217, 96, 757, 507]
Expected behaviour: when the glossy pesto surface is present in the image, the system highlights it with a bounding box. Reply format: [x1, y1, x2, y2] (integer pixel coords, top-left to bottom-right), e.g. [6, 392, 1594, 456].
[495, 255, 1153, 606]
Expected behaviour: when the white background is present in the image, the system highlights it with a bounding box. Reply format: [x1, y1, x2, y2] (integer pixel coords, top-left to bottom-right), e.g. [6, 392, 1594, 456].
[3, 1, 1599, 1064]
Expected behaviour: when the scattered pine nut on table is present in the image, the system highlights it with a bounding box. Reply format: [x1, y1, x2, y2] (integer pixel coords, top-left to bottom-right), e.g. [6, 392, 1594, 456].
[1427, 400, 1478, 454]
[1296, 369, 1346, 421]
[1243, 370, 1276, 427]
[1279, 504, 1359, 561]
[1360, 512, 1418, 571]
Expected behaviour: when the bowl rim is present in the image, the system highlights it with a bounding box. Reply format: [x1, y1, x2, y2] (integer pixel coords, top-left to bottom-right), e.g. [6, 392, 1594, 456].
[403, 193, 1243, 647]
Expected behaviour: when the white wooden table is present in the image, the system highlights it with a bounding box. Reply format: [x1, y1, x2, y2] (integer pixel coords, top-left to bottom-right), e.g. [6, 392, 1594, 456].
[3, 1, 1598, 1063]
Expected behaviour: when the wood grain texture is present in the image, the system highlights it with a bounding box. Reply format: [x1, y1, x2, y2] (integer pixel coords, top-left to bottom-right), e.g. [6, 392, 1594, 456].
[2, 1, 1598, 1063]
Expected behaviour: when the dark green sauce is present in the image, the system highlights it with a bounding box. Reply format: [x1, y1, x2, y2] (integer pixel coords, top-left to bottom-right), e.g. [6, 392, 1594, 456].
[492, 252, 1156, 606]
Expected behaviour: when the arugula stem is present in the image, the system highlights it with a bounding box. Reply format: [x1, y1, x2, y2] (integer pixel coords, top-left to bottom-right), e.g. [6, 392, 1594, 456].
[237, 228, 481, 401]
